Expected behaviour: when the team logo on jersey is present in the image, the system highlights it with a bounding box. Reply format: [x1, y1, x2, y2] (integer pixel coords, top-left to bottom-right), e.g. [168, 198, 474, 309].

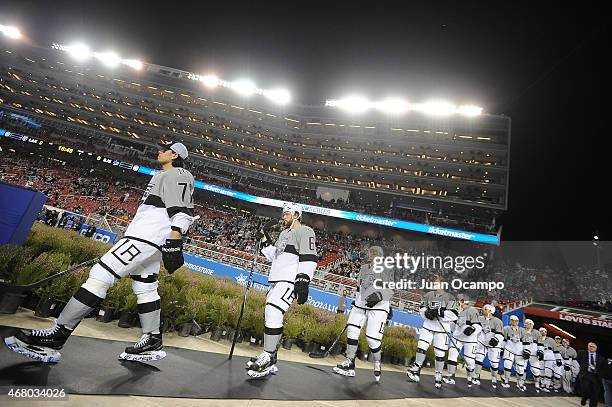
[111, 238, 142, 265]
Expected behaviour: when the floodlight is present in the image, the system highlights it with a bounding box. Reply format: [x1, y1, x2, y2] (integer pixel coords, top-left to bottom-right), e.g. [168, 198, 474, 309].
[265, 88, 291, 105]
[337, 96, 370, 112]
[458, 105, 483, 116]
[123, 59, 143, 70]
[413, 101, 456, 116]
[202, 74, 220, 88]
[231, 79, 256, 96]
[66, 43, 92, 61]
[0, 25, 21, 39]
[95, 51, 121, 68]
[375, 98, 409, 114]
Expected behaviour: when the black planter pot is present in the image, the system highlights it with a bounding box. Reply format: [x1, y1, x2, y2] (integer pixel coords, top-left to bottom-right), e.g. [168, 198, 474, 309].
[177, 322, 193, 337]
[96, 306, 115, 323]
[0, 293, 27, 314]
[282, 337, 296, 350]
[210, 326, 224, 341]
[315, 343, 327, 354]
[22, 293, 41, 311]
[296, 338, 305, 350]
[303, 342, 317, 353]
[357, 350, 369, 362]
[381, 352, 392, 364]
[229, 328, 243, 343]
[249, 333, 261, 347]
[35, 297, 59, 318]
[51, 301, 66, 318]
[86, 307, 99, 318]
[329, 342, 342, 355]
[225, 327, 235, 341]
[190, 322, 204, 336]
[391, 356, 401, 365]
[117, 311, 137, 328]
[160, 319, 172, 333]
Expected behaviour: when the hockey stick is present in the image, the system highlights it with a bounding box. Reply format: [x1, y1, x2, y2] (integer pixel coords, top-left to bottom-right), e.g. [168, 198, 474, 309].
[228, 238, 263, 360]
[0, 257, 99, 294]
[309, 324, 348, 359]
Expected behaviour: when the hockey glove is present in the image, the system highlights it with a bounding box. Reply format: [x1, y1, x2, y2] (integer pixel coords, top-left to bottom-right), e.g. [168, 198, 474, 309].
[161, 239, 184, 274]
[537, 350, 544, 361]
[463, 326, 476, 336]
[488, 337, 499, 347]
[365, 292, 383, 308]
[294, 273, 310, 305]
[556, 359, 563, 367]
[437, 307, 447, 318]
[522, 350, 531, 360]
[424, 308, 438, 320]
[256, 228, 272, 245]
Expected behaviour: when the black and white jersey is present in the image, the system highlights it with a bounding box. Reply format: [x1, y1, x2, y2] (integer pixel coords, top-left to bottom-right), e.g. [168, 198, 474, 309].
[456, 306, 481, 328]
[420, 291, 458, 332]
[357, 263, 394, 303]
[502, 326, 529, 343]
[125, 167, 195, 246]
[560, 346, 577, 364]
[266, 224, 317, 283]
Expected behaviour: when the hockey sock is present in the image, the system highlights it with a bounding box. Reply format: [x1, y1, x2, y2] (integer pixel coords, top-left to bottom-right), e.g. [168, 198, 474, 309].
[447, 360, 458, 376]
[435, 357, 445, 374]
[264, 326, 283, 353]
[504, 368, 511, 382]
[370, 345, 381, 363]
[138, 300, 161, 334]
[57, 287, 104, 329]
[414, 348, 427, 370]
[474, 360, 483, 377]
[346, 338, 358, 360]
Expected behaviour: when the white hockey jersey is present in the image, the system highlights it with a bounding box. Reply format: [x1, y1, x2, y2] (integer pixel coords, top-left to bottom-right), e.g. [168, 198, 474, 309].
[477, 315, 504, 348]
[263, 224, 317, 283]
[452, 306, 482, 342]
[125, 167, 195, 246]
[420, 291, 458, 333]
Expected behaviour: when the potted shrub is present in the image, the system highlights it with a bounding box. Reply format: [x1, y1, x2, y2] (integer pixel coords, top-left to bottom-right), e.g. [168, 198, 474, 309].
[282, 312, 302, 350]
[117, 294, 138, 328]
[32, 252, 75, 317]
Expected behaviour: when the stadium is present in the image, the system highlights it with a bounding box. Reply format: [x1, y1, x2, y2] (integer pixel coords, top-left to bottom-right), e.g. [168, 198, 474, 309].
[0, 3, 609, 407]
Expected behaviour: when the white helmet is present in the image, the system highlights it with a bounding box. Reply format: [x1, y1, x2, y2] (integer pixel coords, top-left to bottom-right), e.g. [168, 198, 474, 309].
[539, 327, 547, 336]
[525, 319, 534, 328]
[282, 203, 302, 219]
[483, 304, 495, 314]
[510, 315, 519, 321]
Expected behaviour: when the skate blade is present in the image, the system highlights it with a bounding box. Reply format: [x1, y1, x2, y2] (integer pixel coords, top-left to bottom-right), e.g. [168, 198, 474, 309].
[247, 365, 277, 379]
[406, 372, 420, 383]
[332, 367, 355, 377]
[4, 336, 61, 363]
[119, 350, 166, 362]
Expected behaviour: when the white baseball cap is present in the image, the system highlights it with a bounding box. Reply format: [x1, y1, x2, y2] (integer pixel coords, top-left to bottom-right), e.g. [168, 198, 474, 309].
[169, 142, 188, 160]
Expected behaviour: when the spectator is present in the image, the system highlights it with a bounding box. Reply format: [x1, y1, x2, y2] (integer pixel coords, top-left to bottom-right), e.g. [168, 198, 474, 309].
[577, 342, 606, 407]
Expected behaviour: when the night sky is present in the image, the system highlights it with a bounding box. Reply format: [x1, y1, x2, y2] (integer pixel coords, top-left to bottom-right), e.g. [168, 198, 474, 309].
[0, 1, 606, 241]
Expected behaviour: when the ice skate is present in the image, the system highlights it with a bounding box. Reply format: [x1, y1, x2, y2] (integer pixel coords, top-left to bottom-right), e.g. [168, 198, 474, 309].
[4, 323, 71, 363]
[247, 351, 278, 378]
[119, 333, 166, 362]
[333, 357, 356, 377]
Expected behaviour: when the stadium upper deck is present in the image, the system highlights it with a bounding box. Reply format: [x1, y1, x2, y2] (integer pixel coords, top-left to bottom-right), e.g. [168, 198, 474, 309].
[0, 39, 510, 229]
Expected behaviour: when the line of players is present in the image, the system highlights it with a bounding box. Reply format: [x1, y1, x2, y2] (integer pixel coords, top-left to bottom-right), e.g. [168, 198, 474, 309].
[329, 247, 580, 393]
[405, 291, 580, 392]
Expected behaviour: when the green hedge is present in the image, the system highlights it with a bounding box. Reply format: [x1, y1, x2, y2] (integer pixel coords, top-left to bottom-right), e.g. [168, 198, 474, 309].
[1, 224, 428, 361]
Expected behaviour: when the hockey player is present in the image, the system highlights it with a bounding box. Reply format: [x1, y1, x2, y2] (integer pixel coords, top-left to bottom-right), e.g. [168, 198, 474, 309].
[551, 335, 565, 392]
[559, 338, 579, 393]
[443, 294, 481, 387]
[538, 327, 562, 392]
[246, 203, 317, 378]
[5, 143, 195, 362]
[406, 285, 458, 389]
[500, 315, 528, 390]
[522, 318, 544, 392]
[333, 245, 393, 382]
[473, 304, 504, 388]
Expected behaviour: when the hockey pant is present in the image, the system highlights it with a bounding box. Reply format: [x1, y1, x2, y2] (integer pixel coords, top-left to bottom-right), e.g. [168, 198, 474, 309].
[263, 281, 295, 353]
[57, 236, 162, 333]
